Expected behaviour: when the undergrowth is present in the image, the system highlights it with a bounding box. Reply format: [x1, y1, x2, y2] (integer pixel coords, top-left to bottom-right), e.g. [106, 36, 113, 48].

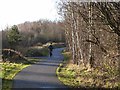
[57, 51, 120, 89]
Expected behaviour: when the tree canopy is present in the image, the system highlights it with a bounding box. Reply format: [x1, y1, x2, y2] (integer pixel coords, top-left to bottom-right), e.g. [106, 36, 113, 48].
[7, 25, 21, 49]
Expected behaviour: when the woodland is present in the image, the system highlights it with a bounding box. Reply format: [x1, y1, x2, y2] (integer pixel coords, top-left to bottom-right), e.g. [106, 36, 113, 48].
[1, 0, 120, 89]
[57, 1, 120, 88]
[2, 19, 65, 56]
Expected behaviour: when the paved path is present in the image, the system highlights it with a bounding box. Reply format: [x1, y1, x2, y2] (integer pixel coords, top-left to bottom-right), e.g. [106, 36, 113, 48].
[12, 48, 67, 89]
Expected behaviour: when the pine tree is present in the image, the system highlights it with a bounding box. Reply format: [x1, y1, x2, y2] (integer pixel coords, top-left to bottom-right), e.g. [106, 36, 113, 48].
[7, 25, 21, 49]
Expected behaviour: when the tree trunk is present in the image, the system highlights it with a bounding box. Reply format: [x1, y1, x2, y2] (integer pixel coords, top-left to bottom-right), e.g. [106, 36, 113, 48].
[118, 35, 120, 78]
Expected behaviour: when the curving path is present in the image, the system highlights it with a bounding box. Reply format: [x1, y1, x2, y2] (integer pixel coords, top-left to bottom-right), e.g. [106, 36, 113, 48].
[12, 48, 67, 89]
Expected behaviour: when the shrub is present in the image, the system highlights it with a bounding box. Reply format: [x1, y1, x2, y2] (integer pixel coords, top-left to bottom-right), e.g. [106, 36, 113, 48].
[25, 47, 49, 57]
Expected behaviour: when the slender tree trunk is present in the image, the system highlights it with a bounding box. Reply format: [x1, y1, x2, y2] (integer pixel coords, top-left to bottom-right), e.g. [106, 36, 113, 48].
[87, 2, 92, 69]
[118, 35, 120, 78]
[76, 13, 84, 65]
[71, 10, 76, 64]
[65, 25, 71, 51]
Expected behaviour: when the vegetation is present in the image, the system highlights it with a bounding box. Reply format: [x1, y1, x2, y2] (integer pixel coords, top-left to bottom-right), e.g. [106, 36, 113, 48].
[1, 43, 48, 90]
[25, 42, 65, 57]
[1, 62, 29, 90]
[7, 25, 21, 49]
[1, 38, 66, 89]
[26, 46, 49, 57]
[1, 1, 120, 89]
[2, 49, 29, 63]
[2, 20, 65, 50]
[57, 1, 120, 88]
[57, 51, 120, 89]
[1, 55, 42, 90]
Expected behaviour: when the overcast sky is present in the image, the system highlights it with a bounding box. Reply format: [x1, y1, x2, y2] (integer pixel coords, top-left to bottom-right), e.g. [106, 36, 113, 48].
[0, 0, 60, 30]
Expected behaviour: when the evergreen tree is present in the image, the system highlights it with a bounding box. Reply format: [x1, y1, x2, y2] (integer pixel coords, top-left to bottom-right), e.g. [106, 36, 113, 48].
[7, 25, 21, 49]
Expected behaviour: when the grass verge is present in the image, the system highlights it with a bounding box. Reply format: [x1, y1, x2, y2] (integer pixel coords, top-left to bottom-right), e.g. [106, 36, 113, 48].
[1, 62, 29, 90]
[56, 52, 120, 89]
[1, 58, 41, 90]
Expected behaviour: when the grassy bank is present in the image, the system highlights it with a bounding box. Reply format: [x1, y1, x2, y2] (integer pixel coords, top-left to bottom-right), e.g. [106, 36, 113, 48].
[1, 62, 29, 90]
[57, 51, 120, 89]
[1, 58, 42, 90]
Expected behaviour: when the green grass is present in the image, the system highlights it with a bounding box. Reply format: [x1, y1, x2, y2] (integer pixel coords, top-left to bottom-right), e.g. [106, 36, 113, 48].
[57, 63, 120, 88]
[1, 57, 41, 90]
[1, 62, 29, 90]
[56, 52, 120, 89]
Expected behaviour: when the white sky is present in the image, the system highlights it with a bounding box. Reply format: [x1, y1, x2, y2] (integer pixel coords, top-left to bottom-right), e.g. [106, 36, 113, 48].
[0, 0, 61, 30]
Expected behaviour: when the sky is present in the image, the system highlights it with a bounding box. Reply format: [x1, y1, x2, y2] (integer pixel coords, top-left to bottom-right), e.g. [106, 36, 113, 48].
[0, 0, 61, 30]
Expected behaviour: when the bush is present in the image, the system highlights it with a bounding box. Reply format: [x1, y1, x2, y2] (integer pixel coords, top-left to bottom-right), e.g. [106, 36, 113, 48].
[25, 47, 49, 57]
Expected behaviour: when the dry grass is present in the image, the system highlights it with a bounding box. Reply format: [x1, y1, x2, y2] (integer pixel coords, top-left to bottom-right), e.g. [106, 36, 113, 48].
[57, 52, 120, 89]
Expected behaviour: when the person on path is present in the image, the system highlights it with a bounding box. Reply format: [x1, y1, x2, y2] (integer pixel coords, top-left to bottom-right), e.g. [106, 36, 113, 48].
[48, 43, 53, 57]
